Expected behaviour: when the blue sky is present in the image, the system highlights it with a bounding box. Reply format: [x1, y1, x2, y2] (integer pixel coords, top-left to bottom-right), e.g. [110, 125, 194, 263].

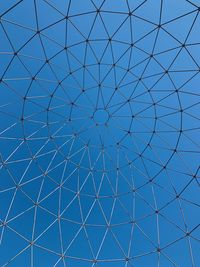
[0, 0, 200, 266]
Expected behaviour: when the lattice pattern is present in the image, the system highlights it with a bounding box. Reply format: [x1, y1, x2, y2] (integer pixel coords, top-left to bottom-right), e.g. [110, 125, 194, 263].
[0, 1, 200, 266]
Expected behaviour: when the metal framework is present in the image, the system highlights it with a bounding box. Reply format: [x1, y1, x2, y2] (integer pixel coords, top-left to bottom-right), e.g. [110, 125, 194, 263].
[0, 0, 200, 266]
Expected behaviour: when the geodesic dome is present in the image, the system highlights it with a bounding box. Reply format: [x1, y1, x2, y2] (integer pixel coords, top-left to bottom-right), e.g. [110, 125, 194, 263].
[0, 0, 200, 266]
